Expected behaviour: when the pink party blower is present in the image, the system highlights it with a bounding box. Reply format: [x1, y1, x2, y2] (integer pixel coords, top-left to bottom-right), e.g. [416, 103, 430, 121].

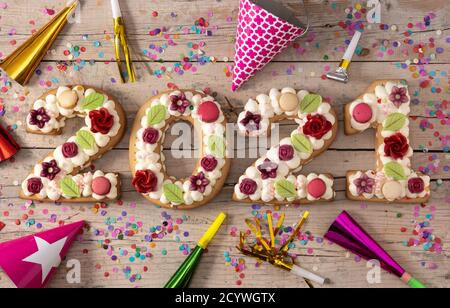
[325, 211, 426, 288]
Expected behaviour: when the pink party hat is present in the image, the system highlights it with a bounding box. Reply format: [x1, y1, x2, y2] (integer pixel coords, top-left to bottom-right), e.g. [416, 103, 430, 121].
[232, 0, 308, 91]
[0, 221, 84, 288]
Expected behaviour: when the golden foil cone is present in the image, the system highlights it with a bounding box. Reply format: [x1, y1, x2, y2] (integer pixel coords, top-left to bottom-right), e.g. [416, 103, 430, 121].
[0, 1, 78, 86]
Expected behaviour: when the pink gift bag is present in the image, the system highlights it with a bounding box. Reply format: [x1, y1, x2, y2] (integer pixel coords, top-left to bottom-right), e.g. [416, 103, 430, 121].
[232, 0, 309, 91]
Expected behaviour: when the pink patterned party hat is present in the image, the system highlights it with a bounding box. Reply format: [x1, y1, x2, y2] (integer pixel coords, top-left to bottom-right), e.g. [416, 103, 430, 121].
[0, 221, 84, 288]
[232, 0, 307, 91]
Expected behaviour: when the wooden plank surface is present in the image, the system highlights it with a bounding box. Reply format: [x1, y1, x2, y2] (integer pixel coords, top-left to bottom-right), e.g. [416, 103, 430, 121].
[0, 0, 449, 288]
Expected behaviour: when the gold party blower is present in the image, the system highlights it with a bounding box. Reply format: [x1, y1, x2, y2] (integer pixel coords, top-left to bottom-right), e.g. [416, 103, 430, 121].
[0, 1, 79, 86]
[110, 0, 136, 83]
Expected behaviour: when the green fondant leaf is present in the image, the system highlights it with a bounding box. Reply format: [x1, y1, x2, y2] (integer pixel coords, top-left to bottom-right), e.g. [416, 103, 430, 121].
[76, 130, 96, 150]
[208, 135, 226, 158]
[60, 176, 81, 198]
[147, 105, 167, 126]
[291, 134, 313, 154]
[81, 92, 105, 110]
[383, 113, 407, 131]
[275, 179, 297, 199]
[384, 162, 407, 180]
[300, 94, 322, 113]
[163, 183, 184, 204]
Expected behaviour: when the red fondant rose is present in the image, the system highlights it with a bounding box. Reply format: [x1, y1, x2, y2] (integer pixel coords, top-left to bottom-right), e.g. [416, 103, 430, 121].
[303, 114, 333, 140]
[89, 108, 114, 135]
[384, 133, 409, 160]
[132, 170, 159, 193]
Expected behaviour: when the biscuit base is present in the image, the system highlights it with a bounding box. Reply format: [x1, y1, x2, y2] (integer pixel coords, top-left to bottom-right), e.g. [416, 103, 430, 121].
[343, 80, 431, 204]
[129, 90, 231, 210]
[20, 86, 127, 203]
[233, 108, 339, 206]
[346, 171, 431, 203]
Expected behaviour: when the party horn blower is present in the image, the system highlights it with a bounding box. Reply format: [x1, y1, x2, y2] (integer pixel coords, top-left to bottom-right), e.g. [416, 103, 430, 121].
[232, 0, 309, 91]
[111, 0, 136, 83]
[326, 30, 362, 83]
[0, 123, 20, 162]
[325, 211, 426, 288]
[165, 213, 227, 288]
[238, 211, 328, 286]
[0, 1, 79, 86]
[0, 221, 84, 288]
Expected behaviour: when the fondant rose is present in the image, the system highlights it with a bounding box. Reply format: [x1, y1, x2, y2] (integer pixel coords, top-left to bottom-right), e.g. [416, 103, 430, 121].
[384, 133, 409, 160]
[27, 178, 43, 194]
[89, 108, 114, 135]
[132, 170, 158, 193]
[143, 128, 159, 144]
[239, 179, 257, 195]
[62, 142, 79, 158]
[303, 114, 333, 140]
[201, 156, 218, 172]
[279, 145, 294, 161]
[408, 177, 425, 194]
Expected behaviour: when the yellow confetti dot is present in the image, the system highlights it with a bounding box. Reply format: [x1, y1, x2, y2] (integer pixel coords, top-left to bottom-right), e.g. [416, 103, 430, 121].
[355, 3, 362, 10]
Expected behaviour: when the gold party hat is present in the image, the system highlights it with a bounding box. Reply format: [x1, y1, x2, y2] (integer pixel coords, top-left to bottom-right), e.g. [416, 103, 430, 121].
[0, 1, 79, 86]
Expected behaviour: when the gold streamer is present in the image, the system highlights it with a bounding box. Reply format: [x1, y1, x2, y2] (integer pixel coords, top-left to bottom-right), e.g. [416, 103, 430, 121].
[237, 211, 314, 287]
[113, 16, 136, 83]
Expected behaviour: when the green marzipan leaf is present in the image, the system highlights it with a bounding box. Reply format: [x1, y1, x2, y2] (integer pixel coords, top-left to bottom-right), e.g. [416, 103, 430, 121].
[275, 179, 297, 199]
[81, 92, 105, 110]
[60, 176, 81, 198]
[147, 105, 167, 126]
[208, 136, 226, 158]
[291, 134, 313, 154]
[384, 162, 407, 180]
[76, 130, 96, 150]
[383, 113, 407, 131]
[300, 94, 322, 113]
[163, 184, 184, 204]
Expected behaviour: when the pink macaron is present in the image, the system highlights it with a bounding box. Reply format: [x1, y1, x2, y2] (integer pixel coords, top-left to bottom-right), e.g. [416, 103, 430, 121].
[197, 101, 220, 123]
[307, 178, 327, 199]
[352, 103, 373, 124]
[92, 176, 111, 196]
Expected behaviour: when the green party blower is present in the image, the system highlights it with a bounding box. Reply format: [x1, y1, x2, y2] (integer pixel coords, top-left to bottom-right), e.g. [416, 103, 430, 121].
[165, 212, 227, 288]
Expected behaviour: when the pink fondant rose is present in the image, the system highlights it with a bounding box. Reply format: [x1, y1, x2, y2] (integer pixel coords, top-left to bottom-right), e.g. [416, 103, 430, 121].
[201, 156, 218, 172]
[239, 179, 257, 195]
[143, 128, 159, 144]
[408, 177, 425, 194]
[279, 145, 294, 161]
[62, 142, 79, 158]
[27, 178, 43, 194]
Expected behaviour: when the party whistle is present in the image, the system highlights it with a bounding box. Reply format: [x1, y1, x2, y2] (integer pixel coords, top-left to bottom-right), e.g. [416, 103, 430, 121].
[327, 30, 363, 83]
[165, 213, 227, 288]
[110, 0, 136, 83]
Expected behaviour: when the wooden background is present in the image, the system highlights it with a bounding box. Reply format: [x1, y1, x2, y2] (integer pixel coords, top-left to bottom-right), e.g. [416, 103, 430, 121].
[0, 0, 449, 288]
